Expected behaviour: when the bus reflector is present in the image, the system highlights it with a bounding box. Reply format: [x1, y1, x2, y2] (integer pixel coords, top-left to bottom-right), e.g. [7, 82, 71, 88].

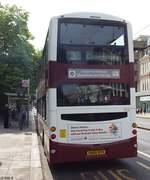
[50, 127, 56, 132]
[132, 129, 137, 135]
[51, 149, 56, 154]
[51, 134, 56, 139]
[132, 123, 137, 128]
[134, 144, 137, 148]
[60, 129, 66, 138]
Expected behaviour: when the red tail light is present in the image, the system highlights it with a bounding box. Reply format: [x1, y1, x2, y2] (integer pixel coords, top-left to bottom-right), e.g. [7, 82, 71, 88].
[51, 134, 56, 139]
[132, 129, 137, 135]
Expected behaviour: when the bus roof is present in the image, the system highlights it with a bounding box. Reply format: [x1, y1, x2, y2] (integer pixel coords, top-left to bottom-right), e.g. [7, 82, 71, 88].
[55, 12, 126, 22]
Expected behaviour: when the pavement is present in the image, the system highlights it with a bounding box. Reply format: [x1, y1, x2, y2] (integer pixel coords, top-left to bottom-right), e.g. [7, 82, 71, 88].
[0, 111, 53, 180]
[136, 113, 150, 119]
[136, 113, 150, 130]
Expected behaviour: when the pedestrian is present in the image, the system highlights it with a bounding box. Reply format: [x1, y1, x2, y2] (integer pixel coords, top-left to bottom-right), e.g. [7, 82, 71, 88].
[136, 107, 139, 114]
[143, 108, 146, 114]
[139, 107, 143, 114]
[11, 107, 16, 120]
[3, 104, 9, 128]
[19, 107, 27, 130]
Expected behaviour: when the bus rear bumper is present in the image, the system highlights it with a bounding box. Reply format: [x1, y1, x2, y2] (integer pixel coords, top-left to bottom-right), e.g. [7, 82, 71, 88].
[49, 136, 137, 164]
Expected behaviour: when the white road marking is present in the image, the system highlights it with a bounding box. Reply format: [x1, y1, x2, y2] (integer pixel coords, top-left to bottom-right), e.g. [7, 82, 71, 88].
[136, 161, 150, 170]
[138, 150, 150, 158]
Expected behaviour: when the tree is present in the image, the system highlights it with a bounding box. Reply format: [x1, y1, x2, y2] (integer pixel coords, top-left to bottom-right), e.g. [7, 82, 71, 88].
[30, 48, 42, 93]
[0, 4, 41, 103]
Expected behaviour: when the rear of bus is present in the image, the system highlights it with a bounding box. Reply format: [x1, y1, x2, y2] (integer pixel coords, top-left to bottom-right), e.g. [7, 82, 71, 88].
[47, 13, 137, 164]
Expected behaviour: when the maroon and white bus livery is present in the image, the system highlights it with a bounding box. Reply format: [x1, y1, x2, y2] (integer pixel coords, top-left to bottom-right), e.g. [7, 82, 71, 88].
[37, 12, 137, 165]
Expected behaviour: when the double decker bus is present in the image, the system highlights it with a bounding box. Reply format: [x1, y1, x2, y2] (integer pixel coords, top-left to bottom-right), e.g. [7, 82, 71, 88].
[37, 12, 137, 165]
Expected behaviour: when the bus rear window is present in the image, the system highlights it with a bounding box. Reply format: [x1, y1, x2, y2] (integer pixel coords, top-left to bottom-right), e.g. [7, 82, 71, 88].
[57, 83, 130, 106]
[57, 20, 128, 64]
[59, 23, 125, 46]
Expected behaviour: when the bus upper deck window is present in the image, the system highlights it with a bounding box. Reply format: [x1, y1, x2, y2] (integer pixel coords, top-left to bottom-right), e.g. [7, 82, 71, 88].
[66, 50, 81, 63]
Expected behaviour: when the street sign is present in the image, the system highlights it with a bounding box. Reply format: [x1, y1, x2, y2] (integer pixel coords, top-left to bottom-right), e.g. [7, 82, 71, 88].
[22, 79, 29, 88]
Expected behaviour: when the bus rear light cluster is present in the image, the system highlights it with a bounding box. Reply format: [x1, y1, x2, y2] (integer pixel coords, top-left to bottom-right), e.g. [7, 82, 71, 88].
[132, 129, 137, 135]
[132, 123, 137, 128]
[50, 126, 56, 132]
[51, 134, 56, 139]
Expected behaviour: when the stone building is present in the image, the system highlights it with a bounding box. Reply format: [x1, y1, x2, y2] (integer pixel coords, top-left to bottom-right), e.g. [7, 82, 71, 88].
[134, 35, 150, 112]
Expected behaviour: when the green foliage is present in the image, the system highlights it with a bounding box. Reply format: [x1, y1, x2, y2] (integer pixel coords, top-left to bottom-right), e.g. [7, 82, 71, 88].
[0, 4, 41, 98]
[30, 48, 42, 93]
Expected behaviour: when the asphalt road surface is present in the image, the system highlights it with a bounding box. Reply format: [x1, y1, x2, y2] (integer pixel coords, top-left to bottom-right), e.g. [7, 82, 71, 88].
[50, 156, 150, 180]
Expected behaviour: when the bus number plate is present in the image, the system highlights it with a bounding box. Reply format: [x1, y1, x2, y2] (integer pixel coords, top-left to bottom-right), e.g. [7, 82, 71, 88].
[87, 149, 106, 156]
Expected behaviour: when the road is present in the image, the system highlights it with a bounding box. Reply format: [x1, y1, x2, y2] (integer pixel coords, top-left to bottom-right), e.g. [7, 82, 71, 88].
[51, 156, 150, 180]
[137, 116, 150, 158]
[49, 117, 150, 180]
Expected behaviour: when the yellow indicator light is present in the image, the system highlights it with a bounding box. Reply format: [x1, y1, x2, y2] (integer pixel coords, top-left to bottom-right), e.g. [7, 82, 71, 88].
[50, 127, 56, 132]
[60, 129, 66, 138]
[132, 123, 137, 128]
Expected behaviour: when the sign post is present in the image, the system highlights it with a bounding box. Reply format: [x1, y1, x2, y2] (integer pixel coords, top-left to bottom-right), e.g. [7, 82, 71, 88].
[21, 79, 30, 127]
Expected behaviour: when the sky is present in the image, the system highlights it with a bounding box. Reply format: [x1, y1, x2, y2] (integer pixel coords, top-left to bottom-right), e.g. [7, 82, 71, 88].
[1, 0, 150, 49]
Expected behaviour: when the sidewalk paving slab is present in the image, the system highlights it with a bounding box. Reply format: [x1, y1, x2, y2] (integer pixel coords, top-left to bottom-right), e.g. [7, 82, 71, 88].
[0, 111, 43, 180]
[136, 113, 150, 130]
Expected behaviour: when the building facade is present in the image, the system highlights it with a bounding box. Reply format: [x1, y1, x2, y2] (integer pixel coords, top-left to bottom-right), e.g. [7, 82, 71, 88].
[134, 35, 150, 112]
